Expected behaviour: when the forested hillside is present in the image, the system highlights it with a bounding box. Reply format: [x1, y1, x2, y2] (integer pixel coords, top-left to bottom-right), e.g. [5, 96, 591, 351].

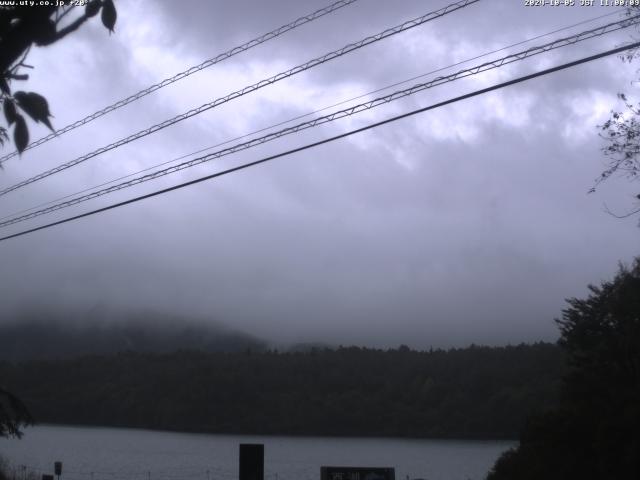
[1, 344, 563, 439]
[0, 309, 266, 362]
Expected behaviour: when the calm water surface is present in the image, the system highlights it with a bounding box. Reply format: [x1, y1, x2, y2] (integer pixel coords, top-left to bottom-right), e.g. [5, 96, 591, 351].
[0, 426, 513, 480]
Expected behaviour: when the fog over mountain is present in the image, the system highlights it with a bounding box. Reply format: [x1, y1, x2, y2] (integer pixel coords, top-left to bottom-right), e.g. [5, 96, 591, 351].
[0, 305, 266, 362]
[0, 0, 639, 349]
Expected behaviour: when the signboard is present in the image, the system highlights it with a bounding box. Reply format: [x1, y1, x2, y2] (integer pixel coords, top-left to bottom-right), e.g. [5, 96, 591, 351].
[54, 463, 62, 476]
[321, 467, 395, 480]
[42, 475, 54, 480]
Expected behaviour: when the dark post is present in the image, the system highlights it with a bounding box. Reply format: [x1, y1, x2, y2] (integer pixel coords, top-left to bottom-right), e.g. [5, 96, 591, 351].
[239, 444, 264, 480]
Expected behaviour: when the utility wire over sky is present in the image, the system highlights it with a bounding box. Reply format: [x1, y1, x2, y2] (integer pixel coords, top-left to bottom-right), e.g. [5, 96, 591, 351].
[0, 0, 481, 198]
[0, 8, 623, 225]
[1, 41, 638, 244]
[0, 0, 361, 164]
[0, 14, 637, 230]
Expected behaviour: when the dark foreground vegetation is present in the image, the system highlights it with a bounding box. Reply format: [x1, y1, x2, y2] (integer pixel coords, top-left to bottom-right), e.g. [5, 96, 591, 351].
[0, 343, 563, 439]
[487, 259, 640, 480]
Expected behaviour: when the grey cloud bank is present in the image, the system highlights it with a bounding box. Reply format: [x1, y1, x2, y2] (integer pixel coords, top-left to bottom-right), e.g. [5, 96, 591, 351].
[0, 0, 638, 348]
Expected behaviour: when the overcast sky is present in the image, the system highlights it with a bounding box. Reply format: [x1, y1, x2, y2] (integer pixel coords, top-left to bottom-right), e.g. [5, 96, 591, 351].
[0, 0, 639, 348]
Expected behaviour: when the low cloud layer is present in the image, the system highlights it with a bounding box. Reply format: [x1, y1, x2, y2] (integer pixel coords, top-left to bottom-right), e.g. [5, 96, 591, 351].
[0, 0, 638, 348]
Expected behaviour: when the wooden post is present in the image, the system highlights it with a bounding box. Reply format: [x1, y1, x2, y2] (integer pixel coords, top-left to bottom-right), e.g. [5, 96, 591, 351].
[239, 444, 264, 480]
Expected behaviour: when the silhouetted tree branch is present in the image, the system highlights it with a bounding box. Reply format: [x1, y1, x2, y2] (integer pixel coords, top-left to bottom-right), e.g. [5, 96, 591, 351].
[0, 1, 117, 153]
[594, 7, 640, 217]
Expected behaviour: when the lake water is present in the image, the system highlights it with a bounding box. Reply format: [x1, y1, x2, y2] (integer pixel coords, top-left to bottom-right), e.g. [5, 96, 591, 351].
[0, 426, 513, 480]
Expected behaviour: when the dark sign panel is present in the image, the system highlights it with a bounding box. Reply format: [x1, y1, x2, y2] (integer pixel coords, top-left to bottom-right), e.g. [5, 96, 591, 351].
[321, 467, 395, 480]
[42, 475, 54, 480]
[54, 463, 62, 476]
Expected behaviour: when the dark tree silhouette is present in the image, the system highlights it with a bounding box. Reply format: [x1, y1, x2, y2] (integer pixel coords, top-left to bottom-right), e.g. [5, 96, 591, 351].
[0, 387, 32, 438]
[0, 0, 117, 153]
[487, 258, 640, 480]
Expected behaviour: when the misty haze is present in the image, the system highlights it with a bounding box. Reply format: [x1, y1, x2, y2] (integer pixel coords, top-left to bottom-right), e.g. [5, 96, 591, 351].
[1, 1, 639, 480]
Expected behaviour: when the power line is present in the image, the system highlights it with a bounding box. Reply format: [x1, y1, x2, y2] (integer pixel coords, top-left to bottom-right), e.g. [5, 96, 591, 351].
[0, 8, 624, 224]
[0, 0, 481, 198]
[1, 14, 636, 229]
[0, 0, 360, 164]
[1, 40, 637, 244]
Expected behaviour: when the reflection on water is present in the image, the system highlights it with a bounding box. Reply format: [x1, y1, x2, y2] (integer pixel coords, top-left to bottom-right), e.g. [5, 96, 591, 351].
[0, 426, 513, 480]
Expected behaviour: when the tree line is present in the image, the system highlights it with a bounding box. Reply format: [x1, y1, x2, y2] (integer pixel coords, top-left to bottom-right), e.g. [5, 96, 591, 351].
[0, 343, 563, 439]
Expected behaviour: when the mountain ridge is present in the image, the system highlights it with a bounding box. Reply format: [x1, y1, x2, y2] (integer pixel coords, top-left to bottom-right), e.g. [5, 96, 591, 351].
[0, 306, 267, 362]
